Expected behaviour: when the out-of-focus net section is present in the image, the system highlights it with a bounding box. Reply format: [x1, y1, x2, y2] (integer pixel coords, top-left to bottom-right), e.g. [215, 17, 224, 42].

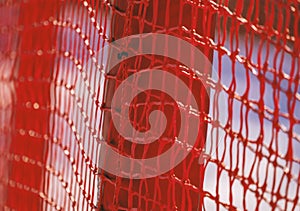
[0, 0, 299, 211]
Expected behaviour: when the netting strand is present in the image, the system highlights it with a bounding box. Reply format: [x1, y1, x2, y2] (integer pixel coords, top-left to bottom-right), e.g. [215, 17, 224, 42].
[0, 0, 299, 210]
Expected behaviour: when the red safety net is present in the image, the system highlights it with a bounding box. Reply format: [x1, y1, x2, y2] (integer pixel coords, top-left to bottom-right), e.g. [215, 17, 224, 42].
[0, 0, 299, 211]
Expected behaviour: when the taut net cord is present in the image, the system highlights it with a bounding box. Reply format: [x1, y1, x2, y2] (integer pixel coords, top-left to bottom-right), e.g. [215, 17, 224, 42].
[0, 0, 299, 210]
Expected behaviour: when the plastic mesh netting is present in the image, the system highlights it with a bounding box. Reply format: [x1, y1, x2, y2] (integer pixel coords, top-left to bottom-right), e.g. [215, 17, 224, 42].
[0, 0, 299, 210]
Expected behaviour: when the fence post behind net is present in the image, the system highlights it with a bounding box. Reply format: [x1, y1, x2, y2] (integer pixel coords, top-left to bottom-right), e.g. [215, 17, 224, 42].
[99, 0, 216, 210]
